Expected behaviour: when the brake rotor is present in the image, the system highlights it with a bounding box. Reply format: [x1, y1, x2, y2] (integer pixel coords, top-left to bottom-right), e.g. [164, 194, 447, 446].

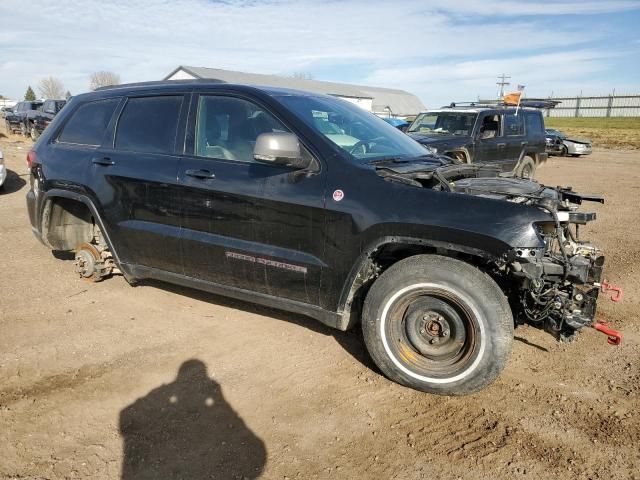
[74, 243, 104, 282]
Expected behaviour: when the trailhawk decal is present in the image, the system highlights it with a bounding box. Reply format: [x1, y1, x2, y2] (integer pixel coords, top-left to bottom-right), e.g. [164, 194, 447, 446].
[226, 251, 308, 274]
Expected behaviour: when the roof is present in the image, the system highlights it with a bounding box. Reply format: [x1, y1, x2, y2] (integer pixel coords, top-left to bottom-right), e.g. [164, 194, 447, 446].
[164, 66, 426, 116]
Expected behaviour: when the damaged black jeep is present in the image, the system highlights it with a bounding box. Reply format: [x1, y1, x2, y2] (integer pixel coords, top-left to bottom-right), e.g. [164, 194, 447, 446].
[26, 81, 610, 395]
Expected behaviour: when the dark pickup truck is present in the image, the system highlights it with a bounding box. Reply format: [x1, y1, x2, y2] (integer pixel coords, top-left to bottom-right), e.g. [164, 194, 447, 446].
[5, 100, 43, 135]
[25, 99, 66, 140]
[26, 81, 610, 395]
[407, 104, 548, 179]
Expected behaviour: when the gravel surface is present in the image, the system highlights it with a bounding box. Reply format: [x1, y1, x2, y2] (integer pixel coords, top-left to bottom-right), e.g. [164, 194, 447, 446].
[1, 125, 639, 480]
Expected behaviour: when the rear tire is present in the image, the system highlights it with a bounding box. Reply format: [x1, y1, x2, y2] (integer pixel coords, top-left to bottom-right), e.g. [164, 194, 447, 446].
[517, 156, 536, 179]
[362, 255, 513, 395]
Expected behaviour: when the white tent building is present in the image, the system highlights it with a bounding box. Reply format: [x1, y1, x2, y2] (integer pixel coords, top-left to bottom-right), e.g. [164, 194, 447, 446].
[164, 66, 425, 118]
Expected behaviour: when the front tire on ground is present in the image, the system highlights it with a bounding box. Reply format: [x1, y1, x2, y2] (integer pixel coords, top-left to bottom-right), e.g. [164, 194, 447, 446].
[517, 156, 536, 179]
[362, 255, 513, 395]
[30, 125, 40, 141]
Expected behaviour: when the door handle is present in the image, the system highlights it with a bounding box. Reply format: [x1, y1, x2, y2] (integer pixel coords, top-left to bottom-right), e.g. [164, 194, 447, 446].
[521, 141, 529, 146]
[497, 143, 506, 148]
[185, 169, 216, 179]
[92, 157, 115, 166]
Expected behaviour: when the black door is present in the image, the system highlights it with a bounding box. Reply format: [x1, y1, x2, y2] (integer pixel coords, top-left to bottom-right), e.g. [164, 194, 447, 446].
[179, 93, 325, 304]
[474, 113, 506, 165]
[89, 94, 187, 273]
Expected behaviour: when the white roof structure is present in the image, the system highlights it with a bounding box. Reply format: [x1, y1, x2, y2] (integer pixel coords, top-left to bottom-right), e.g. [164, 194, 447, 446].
[164, 66, 425, 117]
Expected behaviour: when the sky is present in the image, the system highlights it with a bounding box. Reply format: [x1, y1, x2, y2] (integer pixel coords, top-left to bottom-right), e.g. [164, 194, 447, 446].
[1, 0, 639, 108]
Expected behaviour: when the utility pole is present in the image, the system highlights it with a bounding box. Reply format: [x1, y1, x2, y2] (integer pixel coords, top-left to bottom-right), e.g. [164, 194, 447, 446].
[497, 73, 511, 98]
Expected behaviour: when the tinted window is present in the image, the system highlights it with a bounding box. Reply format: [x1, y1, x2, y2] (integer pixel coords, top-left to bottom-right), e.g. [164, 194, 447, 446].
[58, 98, 119, 145]
[525, 112, 543, 135]
[116, 96, 183, 154]
[195, 96, 288, 162]
[504, 113, 524, 136]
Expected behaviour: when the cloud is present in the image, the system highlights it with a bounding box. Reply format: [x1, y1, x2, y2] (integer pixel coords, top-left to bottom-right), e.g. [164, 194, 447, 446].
[0, 0, 638, 103]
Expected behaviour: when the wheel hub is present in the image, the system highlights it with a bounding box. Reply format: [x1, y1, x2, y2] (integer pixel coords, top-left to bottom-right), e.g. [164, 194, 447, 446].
[404, 298, 466, 359]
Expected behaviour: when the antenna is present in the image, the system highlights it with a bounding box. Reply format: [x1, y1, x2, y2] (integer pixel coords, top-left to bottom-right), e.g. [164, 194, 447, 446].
[497, 73, 511, 98]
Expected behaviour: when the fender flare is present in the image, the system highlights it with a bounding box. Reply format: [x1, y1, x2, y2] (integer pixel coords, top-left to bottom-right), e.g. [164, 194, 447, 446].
[41, 189, 124, 267]
[335, 235, 504, 329]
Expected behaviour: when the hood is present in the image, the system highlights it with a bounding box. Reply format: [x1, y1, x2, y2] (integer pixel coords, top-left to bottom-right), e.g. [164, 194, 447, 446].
[373, 159, 603, 211]
[407, 133, 469, 150]
[564, 137, 591, 145]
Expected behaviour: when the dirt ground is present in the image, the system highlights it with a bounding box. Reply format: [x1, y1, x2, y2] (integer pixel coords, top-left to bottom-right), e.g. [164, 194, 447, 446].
[1, 122, 639, 480]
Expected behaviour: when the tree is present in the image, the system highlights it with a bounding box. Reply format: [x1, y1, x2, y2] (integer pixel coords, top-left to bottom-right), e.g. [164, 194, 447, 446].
[89, 71, 120, 90]
[65, 90, 72, 100]
[38, 76, 65, 99]
[25, 86, 36, 101]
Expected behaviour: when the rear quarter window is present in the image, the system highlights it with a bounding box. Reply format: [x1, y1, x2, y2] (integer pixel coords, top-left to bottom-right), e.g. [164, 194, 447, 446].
[115, 96, 183, 154]
[525, 112, 544, 136]
[58, 98, 120, 146]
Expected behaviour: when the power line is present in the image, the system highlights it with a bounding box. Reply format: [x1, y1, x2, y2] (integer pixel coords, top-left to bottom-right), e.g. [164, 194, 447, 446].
[497, 73, 511, 98]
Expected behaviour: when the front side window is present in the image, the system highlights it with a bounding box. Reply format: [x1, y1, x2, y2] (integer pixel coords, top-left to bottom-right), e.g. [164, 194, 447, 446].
[58, 98, 119, 146]
[408, 112, 477, 136]
[195, 96, 288, 162]
[479, 114, 501, 139]
[276, 95, 428, 161]
[116, 96, 183, 154]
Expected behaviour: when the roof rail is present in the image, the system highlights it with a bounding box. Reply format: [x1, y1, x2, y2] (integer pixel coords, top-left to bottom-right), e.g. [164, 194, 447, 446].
[446, 99, 561, 109]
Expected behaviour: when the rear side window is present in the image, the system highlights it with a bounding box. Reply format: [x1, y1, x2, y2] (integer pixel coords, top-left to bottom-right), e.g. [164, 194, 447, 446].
[58, 98, 119, 146]
[116, 96, 183, 154]
[504, 113, 524, 136]
[525, 112, 544, 136]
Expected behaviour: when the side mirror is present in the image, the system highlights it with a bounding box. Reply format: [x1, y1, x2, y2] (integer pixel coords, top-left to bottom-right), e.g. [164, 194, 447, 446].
[253, 132, 311, 169]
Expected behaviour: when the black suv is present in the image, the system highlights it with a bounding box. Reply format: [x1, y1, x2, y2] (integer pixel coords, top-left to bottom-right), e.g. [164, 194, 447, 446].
[26, 81, 605, 395]
[5, 100, 43, 135]
[25, 99, 67, 140]
[407, 105, 547, 178]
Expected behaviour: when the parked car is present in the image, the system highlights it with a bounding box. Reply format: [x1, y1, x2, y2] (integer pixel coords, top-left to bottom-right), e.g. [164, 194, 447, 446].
[406, 104, 548, 178]
[545, 128, 592, 156]
[381, 117, 409, 131]
[25, 99, 66, 140]
[0, 149, 5, 189]
[26, 81, 607, 395]
[1, 106, 15, 118]
[5, 100, 43, 135]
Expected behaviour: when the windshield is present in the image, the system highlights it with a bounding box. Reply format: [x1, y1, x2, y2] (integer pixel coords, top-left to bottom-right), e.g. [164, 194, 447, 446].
[275, 95, 428, 161]
[408, 112, 477, 136]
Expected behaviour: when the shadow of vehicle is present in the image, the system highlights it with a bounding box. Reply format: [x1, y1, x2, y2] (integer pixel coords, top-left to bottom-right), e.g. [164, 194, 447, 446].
[0, 169, 27, 194]
[143, 279, 377, 372]
[119, 359, 266, 479]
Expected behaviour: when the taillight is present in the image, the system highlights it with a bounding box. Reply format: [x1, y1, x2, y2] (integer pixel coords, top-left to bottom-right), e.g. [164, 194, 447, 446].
[27, 150, 36, 168]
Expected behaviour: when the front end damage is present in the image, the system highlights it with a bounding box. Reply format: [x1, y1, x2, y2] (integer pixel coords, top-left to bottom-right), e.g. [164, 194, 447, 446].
[505, 192, 605, 342]
[375, 160, 619, 343]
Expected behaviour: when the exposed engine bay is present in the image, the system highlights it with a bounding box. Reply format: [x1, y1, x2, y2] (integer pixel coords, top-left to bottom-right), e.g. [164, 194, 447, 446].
[375, 160, 610, 342]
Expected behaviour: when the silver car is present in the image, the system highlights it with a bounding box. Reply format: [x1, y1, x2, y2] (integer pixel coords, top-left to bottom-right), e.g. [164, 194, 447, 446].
[545, 128, 592, 156]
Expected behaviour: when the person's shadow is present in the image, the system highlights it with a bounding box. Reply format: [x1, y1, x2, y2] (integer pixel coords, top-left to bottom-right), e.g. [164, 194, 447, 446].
[119, 359, 266, 479]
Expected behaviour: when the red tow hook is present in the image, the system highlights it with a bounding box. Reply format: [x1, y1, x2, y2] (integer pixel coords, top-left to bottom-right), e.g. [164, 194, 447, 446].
[592, 320, 622, 346]
[601, 279, 623, 302]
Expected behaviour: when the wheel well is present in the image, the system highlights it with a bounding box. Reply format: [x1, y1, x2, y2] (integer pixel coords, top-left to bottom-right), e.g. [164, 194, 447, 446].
[340, 242, 490, 329]
[43, 197, 94, 251]
[445, 150, 469, 163]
